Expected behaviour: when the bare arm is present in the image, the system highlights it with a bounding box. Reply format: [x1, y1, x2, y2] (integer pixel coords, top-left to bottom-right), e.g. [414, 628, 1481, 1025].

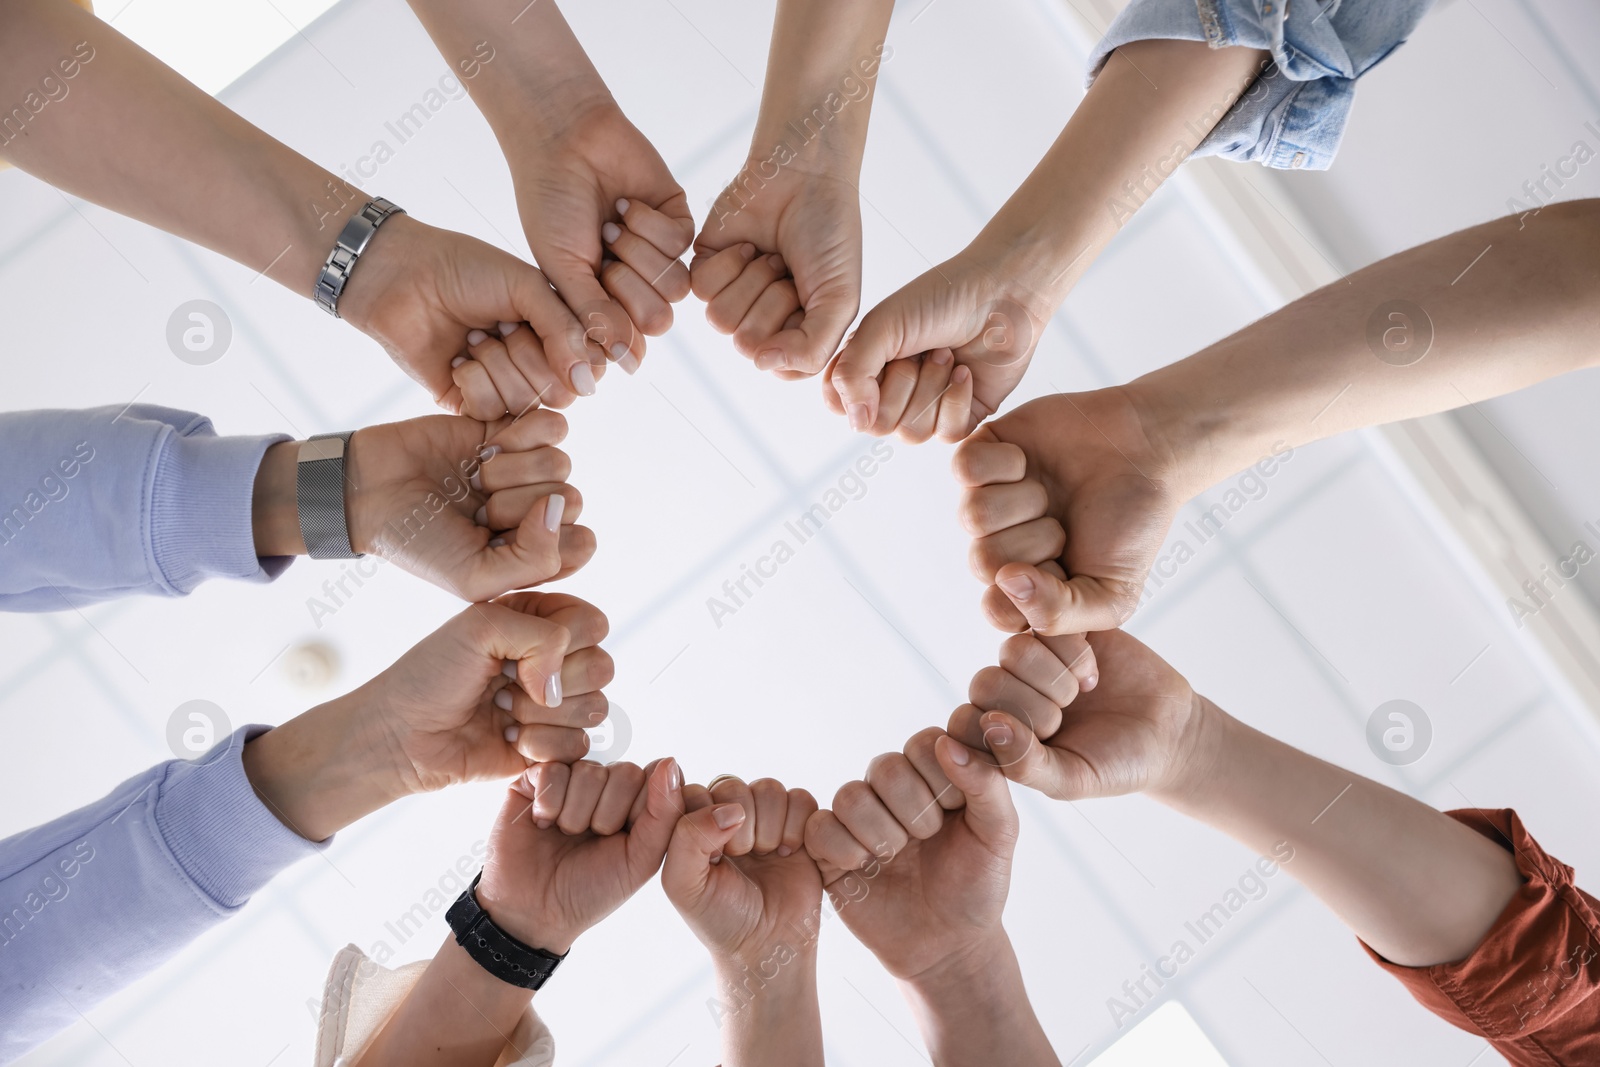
[1139, 199, 1600, 500]
[829, 37, 1272, 431]
[0, 0, 365, 292]
[1162, 700, 1522, 966]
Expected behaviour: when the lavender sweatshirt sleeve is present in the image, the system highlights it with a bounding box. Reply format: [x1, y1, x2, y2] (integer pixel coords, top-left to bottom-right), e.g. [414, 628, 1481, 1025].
[0, 726, 325, 1062]
[0, 404, 293, 611]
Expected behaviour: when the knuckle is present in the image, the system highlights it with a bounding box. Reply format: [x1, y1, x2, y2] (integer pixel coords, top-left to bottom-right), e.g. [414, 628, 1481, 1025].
[832, 779, 873, 818]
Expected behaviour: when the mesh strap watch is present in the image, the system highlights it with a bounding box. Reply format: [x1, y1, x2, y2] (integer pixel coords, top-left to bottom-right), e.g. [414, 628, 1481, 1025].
[295, 432, 362, 560]
[446, 872, 568, 990]
[313, 197, 405, 317]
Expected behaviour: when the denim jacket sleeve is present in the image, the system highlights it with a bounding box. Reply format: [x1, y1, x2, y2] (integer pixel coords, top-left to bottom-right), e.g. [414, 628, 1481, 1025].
[0, 405, 292, 611]
[1088, 0, 1437, 170]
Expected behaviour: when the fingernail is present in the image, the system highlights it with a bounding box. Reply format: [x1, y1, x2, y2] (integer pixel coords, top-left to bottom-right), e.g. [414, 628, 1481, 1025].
[504, 724, 520, 742]
[494, 689, 514, 711]
[489, 536, 507, 548]
[953, 365, 971, 384]
[667, 758, 683, 791]
[479, 444, 501, 463]
[777, 845, 793, 857]
[713, 804, 745, 830]
[998, 574, 1035, 601]
[847, 404, 870, 432]
[616, 198, 631, 215]
[451, 355, 468, 369]
[467, 329, 489, 346]
[739, 243, 757, 261]
[570, 362, 597, 397]
[536, 818, 553, 830]
[545, 673, 562, 708]
[474, 505, 488, 526]
[945, 738, 971, 766]
[498, 321, 520, 337]
[767, 253, 785, 271]
[503, 660, 519, 679]
[710, 853, 722, 865]
[469, 470, 482, 491]
[602, 221, 622, 243]
[755, 349, 785, 371]
[616, 350, 640, 375]
[931, 349, 953, 366]
[544, 494, 565, 534]
[1083, 673, 1099, 692]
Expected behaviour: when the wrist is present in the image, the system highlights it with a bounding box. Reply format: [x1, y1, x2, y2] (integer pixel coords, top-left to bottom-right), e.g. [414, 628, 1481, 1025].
[240, 691, 412, 842]
[968, 208, 1106, 309]
[473, 877, 576, 957]
[1148, 694, 1235, 813]
[251, 441, 306, 557]
[713, 948, 823, 1066]
[1126, 353, 1276, 501]
[900, 929, 1010, 1001]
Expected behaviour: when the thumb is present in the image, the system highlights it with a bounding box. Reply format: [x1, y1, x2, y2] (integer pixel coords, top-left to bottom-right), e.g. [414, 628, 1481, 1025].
[764, 276, 858, 378]
[624, 758, 686, 884]
[993, 561, 1134, 636]
[933, 734, 1018, 850]
[503, 491, 567, 584]
[524, 256, 617, 394]
[829, 299, 907, 431]
[976, 709, 1083, 802]
[660, 800, 748, 911]
[459, 602, 569, 708]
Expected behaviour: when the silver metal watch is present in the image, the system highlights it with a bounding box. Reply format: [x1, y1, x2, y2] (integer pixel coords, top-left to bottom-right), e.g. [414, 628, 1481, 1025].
[312, 197, 405, 317]
[296, 432, 362, 560]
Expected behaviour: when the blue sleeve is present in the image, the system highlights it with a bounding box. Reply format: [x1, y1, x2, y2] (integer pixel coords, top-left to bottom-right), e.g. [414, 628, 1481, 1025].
[1088, 0, 1437, 170]
[0, 405, 293, 611]
[0, 726, 326, 1063]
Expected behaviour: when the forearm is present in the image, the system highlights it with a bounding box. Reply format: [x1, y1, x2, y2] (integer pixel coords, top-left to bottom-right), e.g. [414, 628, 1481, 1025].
[405, 0, 611, 144]
[351, 936, 534, 1067]
[749, 0, 895, 175]
[241, 689, 410, 843]
[0, 0, 367, 292]
[1133, 199, 1600, 498]
[714, 952, 825, 1067]
[972, 38, 1269, 299]
[1159, 700, 1522, 967]
[900, 933, 1060, 1067]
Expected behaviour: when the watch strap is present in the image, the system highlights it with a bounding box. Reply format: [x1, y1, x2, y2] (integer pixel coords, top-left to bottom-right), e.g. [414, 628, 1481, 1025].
[313, 197, 404, 317]
[446, 872, 567, 990]
[295, 432, 361, 560]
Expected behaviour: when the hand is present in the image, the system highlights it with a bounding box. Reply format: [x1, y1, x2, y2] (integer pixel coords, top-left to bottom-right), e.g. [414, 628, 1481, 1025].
[363, 591, 613, 794]
[240, 592, 610, 842]
[948, 629, 1206, 803]
[953, 387, 1186, 634]
[347, 410, 594, 601]
[475, 758, 683, 955]
[336, 214, 598, 421]
[691, 162, 861, 379]
[504, 99, 694, 378]
[661, 775, 822, 967]
[824, 244, 1051, 440]
[803, 730, 1016, 982]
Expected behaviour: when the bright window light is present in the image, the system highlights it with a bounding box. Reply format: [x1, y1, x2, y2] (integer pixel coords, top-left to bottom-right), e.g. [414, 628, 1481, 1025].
[99, 0, 342, 95]
[1090, 1002, 1232, 1067]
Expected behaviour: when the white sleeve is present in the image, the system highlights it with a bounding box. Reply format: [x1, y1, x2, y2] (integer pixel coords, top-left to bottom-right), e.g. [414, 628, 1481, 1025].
[314, 944, 555, 1067]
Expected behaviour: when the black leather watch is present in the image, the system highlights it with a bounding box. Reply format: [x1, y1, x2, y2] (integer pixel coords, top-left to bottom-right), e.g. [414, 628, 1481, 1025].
[445, 872, 568, 990]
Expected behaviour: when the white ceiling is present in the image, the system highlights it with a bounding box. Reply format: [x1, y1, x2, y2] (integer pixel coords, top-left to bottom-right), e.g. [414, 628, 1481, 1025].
[4, 1, 1599, 1065]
